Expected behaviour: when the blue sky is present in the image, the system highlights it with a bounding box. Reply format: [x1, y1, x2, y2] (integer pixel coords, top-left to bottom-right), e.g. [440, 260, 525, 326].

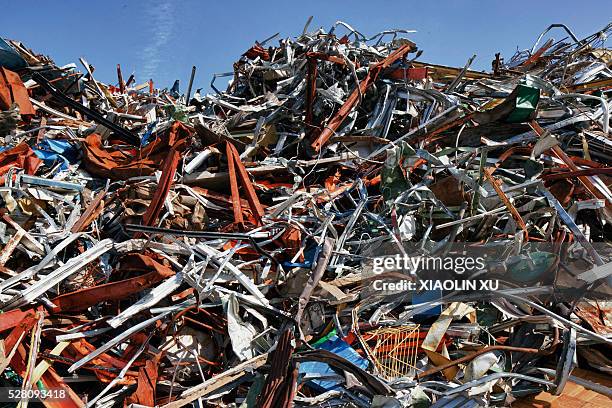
[2, 1, 610, 92]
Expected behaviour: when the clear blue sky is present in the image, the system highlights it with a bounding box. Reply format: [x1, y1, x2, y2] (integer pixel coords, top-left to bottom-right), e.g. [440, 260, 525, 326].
[2, 1, 610, 91]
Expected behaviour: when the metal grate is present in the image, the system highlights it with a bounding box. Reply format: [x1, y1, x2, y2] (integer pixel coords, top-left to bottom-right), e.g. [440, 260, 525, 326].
[362, 325, 420, 380]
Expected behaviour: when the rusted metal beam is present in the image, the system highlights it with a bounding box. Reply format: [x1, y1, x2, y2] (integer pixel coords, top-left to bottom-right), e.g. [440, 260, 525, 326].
[484, 168, 529, 237]
[305, 57, 318, 131]
[116, 64, 125, 94]
[0, 308, 36, 333]
[530, 120, 606, 203]
[70, 187, 108, 233]
[50, 259, 175, 312]
[226, 141, 245, 227]
[226, 142, 265, 227]
[305, 52, 347, 66]
[565, 77, 612, 93]
[141, 148, 180, 227]
[126, 358, 159, 406]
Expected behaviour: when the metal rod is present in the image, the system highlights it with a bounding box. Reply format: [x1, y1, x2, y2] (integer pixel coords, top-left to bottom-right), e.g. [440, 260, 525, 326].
[186, 65, 196, 105]
[31, 72, 139, 146]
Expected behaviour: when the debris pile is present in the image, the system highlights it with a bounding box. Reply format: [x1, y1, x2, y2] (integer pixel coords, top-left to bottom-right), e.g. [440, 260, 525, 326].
[0, 20, 611, 407]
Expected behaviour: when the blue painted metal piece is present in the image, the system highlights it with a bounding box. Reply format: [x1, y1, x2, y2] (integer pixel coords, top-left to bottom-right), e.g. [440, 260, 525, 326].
[298, 335, 368, 391]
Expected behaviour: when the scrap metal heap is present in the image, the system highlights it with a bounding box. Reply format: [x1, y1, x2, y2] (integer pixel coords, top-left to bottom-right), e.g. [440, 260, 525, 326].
[0, 20, 611, 407]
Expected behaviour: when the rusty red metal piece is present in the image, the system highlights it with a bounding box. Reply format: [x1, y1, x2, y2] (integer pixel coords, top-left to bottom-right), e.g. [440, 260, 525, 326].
[521, 38, 554, 67]
[0, 67, 35, 116]
[227, 141, 244, 227]
[305, 57, 318, 132]
[484, 168, 529, 238]
[530, 120, 607, 203]
[225, 141, 265, 228]
[0, 142, 43, 183]
[543, 167, 612, 181]
[141, 148, 180, 227]
[5, 312, 84, 408]
[81, 121, 190, 180]
[0, 308, 36, 332]
[127, 358, 159, 406]
[71, 187, 108, 233]
[243, 43, 270, 61]
[50, 255, 175, 312]
[116, 64, 125, 94]
[305, 52, 347, 66]
[385, 66, 429, 81]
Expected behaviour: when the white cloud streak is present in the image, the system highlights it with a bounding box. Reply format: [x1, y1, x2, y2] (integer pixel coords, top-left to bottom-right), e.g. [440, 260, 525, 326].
[139, 0, 175, 80]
